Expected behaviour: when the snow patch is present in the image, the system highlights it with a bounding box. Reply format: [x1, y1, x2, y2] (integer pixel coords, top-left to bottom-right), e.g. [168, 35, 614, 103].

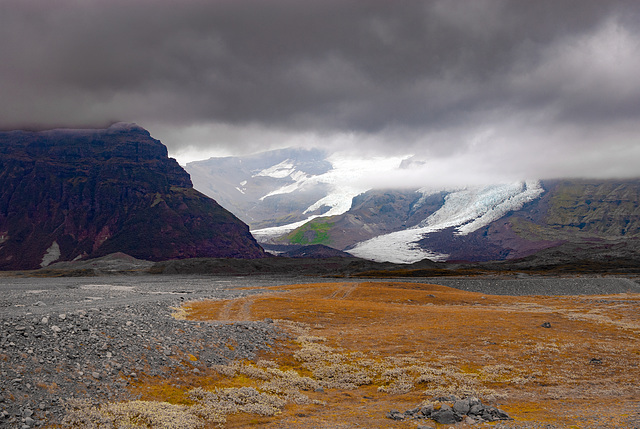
[255, 159, 296, 179]
[40, 241, 61, 267]
[251, 215, 325, 241]
[259, 170, 312, 200]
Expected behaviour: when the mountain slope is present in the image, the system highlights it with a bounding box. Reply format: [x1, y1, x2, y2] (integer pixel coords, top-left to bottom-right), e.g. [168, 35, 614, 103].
[261, 179, 640, 263]
[534, 179, 640, 237]
[0, 123, 265, 270]
[186, 148, 640, 263]
[283, 181, 544, 263]
[440, 178, 640, 261]
[187, 148, 333, 229]
[186, 148, 405, 232]
[355, 179, 640, 262]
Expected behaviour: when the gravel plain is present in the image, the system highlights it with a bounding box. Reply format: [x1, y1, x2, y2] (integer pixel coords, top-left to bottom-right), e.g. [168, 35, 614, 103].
[1, 274, 639, 428]
[415, 276, 640, 295]
[0, 275, 301, 428]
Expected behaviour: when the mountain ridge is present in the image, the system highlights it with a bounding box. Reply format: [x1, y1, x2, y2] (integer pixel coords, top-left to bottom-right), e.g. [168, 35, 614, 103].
[186, 148, 640, 263]
[187, 148, 334, 229]
[0, 123, 265, 270]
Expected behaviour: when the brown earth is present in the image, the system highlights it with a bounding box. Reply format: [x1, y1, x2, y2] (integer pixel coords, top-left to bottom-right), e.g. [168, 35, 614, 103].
[131, 281, 640, 428]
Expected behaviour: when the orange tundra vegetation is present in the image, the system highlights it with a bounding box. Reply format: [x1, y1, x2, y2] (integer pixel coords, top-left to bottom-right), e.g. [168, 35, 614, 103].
[138, 281, 640, 428]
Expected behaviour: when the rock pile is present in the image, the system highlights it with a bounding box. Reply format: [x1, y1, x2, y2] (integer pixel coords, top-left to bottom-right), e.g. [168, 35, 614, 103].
[387, 396, 512, 425]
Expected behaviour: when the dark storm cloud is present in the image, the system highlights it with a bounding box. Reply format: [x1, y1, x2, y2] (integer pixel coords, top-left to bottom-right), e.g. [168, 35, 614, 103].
[1, 0, 640, 179]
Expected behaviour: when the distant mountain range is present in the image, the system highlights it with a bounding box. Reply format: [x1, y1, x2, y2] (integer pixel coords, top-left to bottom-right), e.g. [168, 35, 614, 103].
[187, 148, 334, 229]
[187, 148, 640, 263]
[5, 124, 635, 271]
[0, 123, 265, 270]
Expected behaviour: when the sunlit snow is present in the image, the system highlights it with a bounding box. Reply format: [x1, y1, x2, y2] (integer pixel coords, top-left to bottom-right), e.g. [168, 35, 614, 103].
[251, 153, 407, 237]
[348, 181, 543, 263]
[250, 153, 544, 265]
[255, 159, 297, 179]
[251, 215, 326, 240]
[259, 170, 312, 200]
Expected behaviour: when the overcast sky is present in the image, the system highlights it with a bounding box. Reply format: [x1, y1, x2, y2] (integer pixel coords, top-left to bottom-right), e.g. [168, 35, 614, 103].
[2, 0, 640, 184]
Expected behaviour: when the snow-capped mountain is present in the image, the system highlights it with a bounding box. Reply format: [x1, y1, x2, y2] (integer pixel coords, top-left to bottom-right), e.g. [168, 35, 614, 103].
[186, 148, 404, 231]
[186, 148, 333, 229]
[187, 148, 640, 263]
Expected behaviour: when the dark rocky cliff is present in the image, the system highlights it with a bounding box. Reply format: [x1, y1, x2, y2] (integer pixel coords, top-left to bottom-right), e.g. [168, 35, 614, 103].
[0, 123, 265, 270]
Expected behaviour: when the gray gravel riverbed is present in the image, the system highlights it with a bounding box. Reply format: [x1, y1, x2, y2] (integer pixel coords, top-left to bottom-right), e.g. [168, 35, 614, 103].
[415, 276, 640, 295]
[1, 275, 639, 428]
[0, 275, 305, 428]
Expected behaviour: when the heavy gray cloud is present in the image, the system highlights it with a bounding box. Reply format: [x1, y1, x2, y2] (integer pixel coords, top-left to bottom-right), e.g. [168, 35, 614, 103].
[1, 0, 639, 182]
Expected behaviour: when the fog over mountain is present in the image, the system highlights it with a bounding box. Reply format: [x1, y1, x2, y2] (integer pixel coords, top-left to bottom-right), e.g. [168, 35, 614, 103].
[2, 1, 640, 186]
[187, 148, 640, 264]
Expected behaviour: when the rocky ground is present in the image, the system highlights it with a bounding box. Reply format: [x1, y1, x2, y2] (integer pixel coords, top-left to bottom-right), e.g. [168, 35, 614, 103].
[0, 275, 305, 428]
[1, 274, 639, 428]
[413, 276, 640, 295]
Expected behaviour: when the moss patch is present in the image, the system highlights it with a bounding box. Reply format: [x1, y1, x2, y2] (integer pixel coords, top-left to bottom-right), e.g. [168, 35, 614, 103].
[286, 218, 334, 245]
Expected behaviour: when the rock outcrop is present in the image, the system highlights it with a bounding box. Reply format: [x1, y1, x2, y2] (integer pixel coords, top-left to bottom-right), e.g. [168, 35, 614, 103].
[0, 123, 265, 270]
[387, 397, 512, 425]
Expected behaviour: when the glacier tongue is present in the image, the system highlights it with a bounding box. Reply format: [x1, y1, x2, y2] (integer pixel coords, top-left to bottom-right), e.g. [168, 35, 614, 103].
[348, 229, 449, 264]
[348, 180, 543, 263]
[420, 180, 543, 235]
[251, 215, 325, 241]
[252, 154, 406, 238]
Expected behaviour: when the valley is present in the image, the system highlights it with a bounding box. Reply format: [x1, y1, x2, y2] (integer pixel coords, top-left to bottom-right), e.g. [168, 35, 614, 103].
[2, 126, 640, 428]
[3, 1, 640, 427]
[186, 149, 640, 265]
[2, 274, 639, 428]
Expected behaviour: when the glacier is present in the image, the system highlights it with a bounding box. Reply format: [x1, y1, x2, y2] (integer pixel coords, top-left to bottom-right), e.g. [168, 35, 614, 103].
[251, 215, 326, 241]
[246, 151, 545, 265]
[251, 154, 406, 238]
[348, 180, 544, 263]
